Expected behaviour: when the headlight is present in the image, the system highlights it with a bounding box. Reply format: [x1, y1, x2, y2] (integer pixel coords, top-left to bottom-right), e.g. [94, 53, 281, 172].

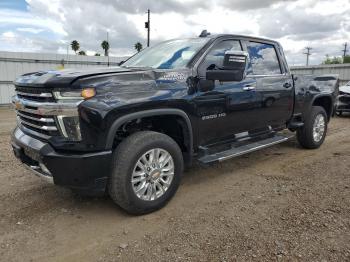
[57, 116, 81, 141]
[53, 88, 95, 141]
[53, 88, 96, 100]
[53, 90, 82, 100]
[339, 91, 350, 96]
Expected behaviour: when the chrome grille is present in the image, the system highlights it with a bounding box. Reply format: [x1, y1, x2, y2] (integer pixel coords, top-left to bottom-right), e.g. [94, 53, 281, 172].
[13, 86, 81, 140]
[339, 95, 350, 103]
[15, 86, 55, 102]
[16, 111, 59, 135]
[14, 87, 60, 138]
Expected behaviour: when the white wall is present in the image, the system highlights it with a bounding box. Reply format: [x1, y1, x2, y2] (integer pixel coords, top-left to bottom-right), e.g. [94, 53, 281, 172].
[0, 51, 127, 104]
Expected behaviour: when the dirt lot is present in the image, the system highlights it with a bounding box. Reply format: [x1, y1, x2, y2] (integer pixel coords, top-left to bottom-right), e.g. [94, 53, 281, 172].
[0, 108, 349, 262]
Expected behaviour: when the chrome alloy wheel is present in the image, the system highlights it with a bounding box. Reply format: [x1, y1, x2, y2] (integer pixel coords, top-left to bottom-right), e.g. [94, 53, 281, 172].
[131, 148, 174, 201]
[313, 114, 326, 142]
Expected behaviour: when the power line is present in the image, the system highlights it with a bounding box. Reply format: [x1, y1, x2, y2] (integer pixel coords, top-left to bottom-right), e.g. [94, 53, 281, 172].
[303, 47, 312, 66]
[342, 42, 348, 59]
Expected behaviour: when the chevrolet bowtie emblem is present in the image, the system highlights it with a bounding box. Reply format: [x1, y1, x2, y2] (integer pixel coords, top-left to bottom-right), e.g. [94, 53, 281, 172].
[15, 101, 23, 110]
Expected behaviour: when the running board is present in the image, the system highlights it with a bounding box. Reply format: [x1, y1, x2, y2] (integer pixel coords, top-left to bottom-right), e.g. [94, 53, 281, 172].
[198, 134, 291, 164]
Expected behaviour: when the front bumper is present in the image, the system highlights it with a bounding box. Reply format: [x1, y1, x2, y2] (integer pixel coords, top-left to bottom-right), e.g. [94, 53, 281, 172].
[11, 127, 112, 195]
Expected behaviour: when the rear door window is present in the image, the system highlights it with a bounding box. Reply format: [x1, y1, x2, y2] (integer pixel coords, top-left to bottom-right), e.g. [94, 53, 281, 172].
[247, 42, 281, 75]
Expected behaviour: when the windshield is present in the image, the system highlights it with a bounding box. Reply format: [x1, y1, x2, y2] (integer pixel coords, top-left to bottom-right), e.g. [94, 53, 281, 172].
[122, 38, 209, 69]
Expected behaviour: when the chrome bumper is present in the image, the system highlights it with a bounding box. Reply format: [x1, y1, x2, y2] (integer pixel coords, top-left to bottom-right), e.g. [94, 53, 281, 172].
[11, 128, 54, 184]
[23, 164, 54, 184]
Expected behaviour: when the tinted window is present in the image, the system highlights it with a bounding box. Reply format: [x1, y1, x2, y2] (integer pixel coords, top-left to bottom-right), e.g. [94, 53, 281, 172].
[247, 42, 281, 75]
[198, 40, 242, 76]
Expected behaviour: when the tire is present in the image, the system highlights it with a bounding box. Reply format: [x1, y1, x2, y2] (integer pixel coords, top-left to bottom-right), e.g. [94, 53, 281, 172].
[297, 106, 328, 149]
[108, 131, 184, 215]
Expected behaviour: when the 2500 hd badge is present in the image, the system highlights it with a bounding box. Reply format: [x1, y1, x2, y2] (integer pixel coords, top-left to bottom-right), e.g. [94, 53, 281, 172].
[202, 113, 226, 120]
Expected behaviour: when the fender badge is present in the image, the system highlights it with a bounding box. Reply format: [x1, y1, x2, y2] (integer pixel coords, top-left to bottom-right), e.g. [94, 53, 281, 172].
[158, 72, 186, 82]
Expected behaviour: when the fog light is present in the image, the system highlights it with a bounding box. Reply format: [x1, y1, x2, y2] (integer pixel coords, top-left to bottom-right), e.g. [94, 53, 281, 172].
[57, 116, 82, 141]
[39, 162, 51, 175]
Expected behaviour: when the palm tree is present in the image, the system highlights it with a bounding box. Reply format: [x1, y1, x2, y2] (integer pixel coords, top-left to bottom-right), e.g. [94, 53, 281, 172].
[78, 50, 86, 55]
[71, 40, 80, 54]
[101, 40, 109, 56]
[134, 42, 143, 52]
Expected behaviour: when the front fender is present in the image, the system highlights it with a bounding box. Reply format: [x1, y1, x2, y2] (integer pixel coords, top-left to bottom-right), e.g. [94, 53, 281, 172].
[105, 108, 194, 153]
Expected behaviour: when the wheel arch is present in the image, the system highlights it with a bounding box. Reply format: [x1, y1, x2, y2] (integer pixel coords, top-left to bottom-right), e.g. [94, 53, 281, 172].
[105, 108, 194, 162]
[311, 94, 333, 121]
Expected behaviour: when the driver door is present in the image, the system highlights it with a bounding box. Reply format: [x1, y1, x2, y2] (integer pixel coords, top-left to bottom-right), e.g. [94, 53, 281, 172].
[193, 39, 259, 146]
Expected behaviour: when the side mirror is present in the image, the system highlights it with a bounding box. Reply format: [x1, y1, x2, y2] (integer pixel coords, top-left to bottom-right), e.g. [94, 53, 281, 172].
[206, 51, 248, 82]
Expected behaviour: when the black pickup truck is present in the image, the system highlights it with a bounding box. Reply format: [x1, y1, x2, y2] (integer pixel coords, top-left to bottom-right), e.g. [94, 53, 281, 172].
[11, 33, 338, 214]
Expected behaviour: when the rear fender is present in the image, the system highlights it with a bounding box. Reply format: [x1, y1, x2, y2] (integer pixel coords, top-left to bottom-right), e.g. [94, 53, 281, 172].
[309, 94, 334, 121]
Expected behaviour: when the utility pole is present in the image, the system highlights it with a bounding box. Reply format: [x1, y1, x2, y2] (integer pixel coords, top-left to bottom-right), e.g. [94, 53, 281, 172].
[303, 47, 312, 66]
[145, 9, 150, 47]
[342, 42, 348, 59]
[107, 31, 110, 67]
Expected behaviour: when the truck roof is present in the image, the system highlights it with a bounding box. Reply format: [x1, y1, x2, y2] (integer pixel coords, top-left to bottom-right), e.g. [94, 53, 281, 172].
[204, 34, 281, 45]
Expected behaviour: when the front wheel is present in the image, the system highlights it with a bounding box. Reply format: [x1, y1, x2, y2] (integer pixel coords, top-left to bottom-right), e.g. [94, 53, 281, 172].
[297, 106, 328, 149]
[108, 131, 184, 215]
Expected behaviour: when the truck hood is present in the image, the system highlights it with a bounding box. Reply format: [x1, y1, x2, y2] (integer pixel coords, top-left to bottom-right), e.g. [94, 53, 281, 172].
[14, 66, 190, 91]
[14, 66, 144, 88]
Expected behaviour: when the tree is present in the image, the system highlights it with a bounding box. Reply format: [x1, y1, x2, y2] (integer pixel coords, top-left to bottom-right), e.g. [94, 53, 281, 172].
[71, 40, 80, 54]
[323, 55, 342, 64]
[134, 42, 143, 52]
[344, 56, 350, 64]
[78, 50, 86, 55]
[101, 40, 109, 56]
[94, 53, 101, 56]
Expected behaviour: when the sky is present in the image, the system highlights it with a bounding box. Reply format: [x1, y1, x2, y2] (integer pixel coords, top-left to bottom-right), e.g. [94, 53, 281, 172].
[0, 0, 349, 65]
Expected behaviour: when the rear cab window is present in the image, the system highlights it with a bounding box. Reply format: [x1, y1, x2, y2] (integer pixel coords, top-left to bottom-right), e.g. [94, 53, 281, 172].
[246, 42, 282, 75]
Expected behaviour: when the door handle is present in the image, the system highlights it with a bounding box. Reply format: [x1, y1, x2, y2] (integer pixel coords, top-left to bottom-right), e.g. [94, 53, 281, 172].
[243, 85, 256, 91]
[283, 82, 292, 88]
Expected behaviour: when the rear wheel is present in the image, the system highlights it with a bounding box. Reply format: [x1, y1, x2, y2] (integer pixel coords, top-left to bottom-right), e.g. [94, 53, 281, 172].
[108, 131, 183, 215]
[297, 106, 327, 149]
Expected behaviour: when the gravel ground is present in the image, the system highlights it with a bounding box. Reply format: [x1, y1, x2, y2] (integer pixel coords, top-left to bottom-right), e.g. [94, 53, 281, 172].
[0, 108, 349, 262]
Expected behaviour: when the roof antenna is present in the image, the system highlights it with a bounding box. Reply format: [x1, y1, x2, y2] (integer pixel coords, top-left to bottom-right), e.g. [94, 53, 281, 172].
[199, 30, 210, 37]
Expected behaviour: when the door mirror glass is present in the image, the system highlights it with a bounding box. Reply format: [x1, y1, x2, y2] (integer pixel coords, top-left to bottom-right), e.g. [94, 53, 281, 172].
[223, 50, 248, 70]
[206, 51, 248, 82]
